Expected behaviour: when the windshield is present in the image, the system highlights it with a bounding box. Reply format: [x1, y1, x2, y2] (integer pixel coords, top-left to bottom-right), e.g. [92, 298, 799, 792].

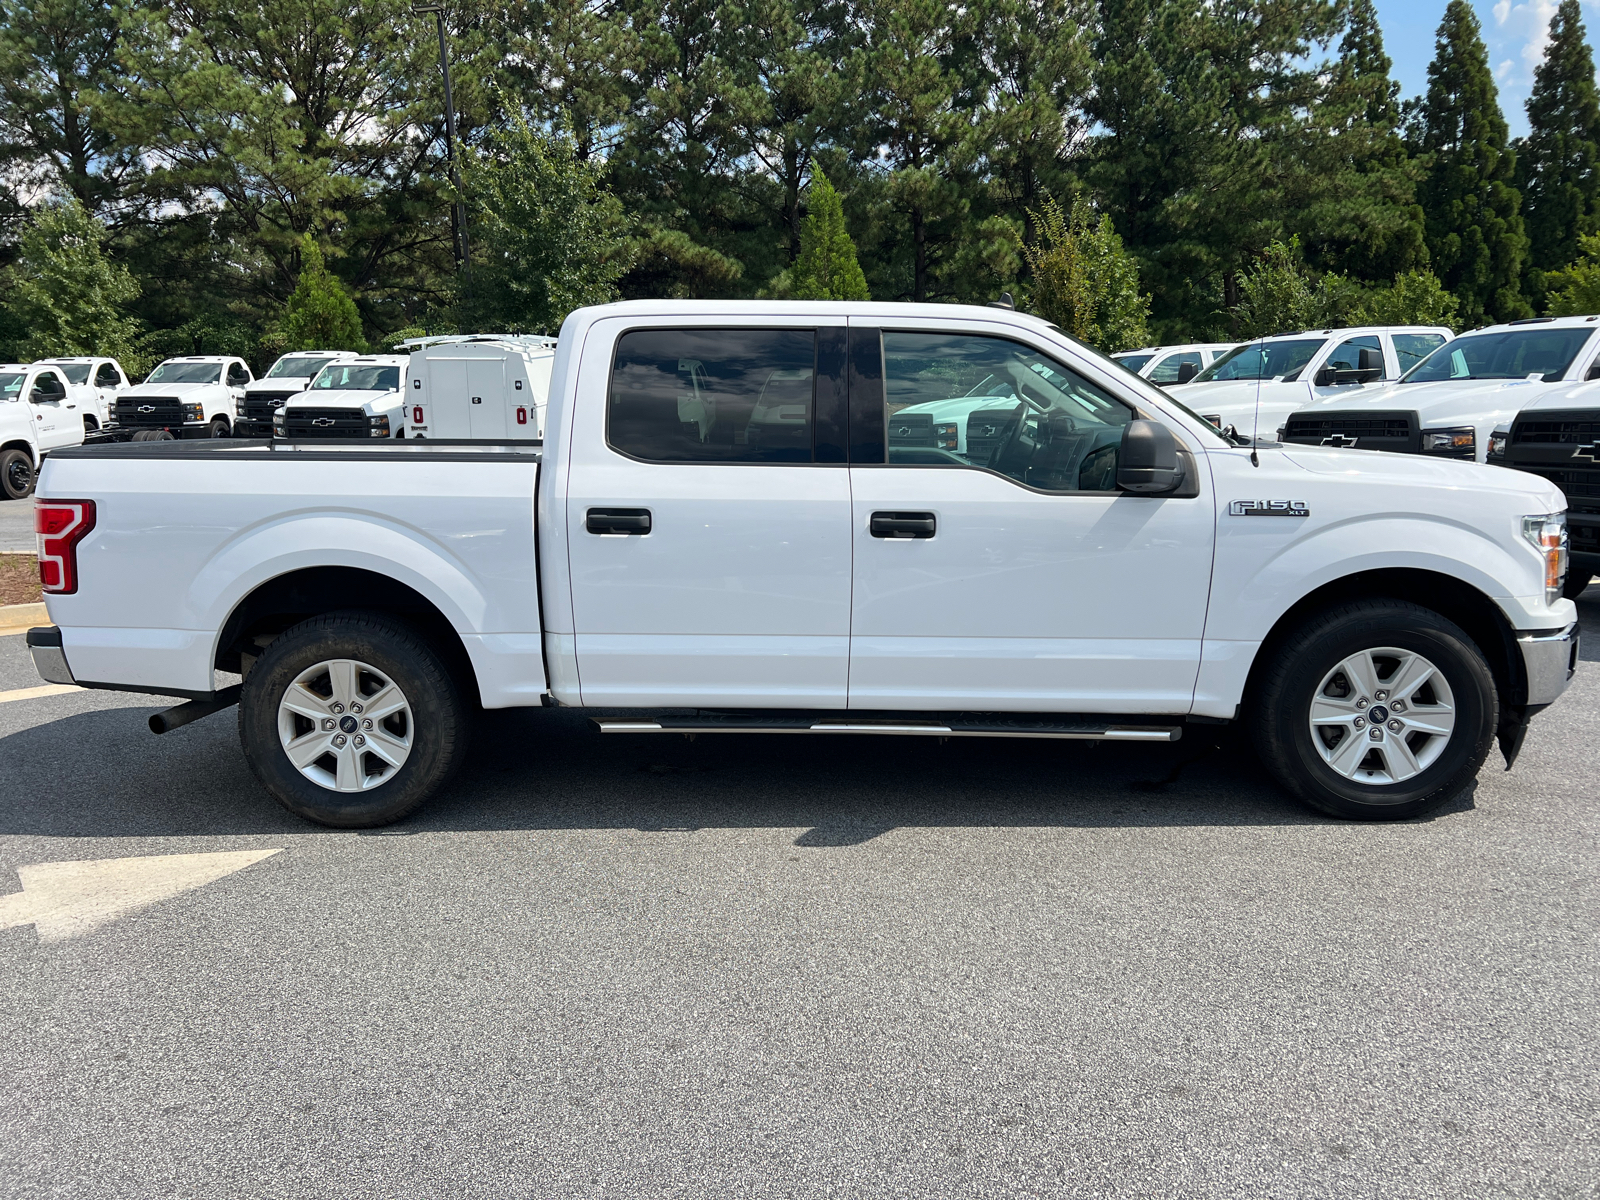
[1113, 353, 1154, 372]
[147, 361, 221, 384]
[50, 363, 91, 385]
[1401, 327, 1594, 382]
[1194, 338, 1327, 382]
[0, 372, 23, 400]
[267, 355, 342, 379]
[311, 364, 400, 392]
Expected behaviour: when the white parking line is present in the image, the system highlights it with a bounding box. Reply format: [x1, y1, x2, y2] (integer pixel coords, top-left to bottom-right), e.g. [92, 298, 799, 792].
[0, 683, 81, 703]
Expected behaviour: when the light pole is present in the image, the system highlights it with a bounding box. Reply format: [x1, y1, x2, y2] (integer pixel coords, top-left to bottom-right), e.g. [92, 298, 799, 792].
[414, 4, 469, 282]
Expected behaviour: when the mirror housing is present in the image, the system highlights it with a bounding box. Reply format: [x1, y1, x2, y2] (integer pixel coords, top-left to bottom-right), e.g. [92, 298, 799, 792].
[1117, 420, 1184, 494]
[1174, 360, 1201, 384]
[30, 378, 65, 403]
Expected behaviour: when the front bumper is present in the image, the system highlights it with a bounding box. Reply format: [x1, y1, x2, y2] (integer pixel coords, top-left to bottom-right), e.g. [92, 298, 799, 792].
[1520, 622, 1580, 706]
[27, 626, 74, 686]
[233, 418, 274, 437]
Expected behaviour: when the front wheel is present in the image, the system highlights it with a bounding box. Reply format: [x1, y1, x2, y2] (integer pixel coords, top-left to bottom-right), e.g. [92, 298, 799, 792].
[239, 611, 468, 827]
[208, 416, 231, 438]
[1253, 600, 1497, 820]
[0, 448, 33, 500]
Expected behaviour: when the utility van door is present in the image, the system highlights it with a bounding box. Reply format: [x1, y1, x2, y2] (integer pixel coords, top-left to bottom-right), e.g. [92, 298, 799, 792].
[564, 318, 853, 707]
[845, 322, 1215, 713]
[468, 358, 508, 439]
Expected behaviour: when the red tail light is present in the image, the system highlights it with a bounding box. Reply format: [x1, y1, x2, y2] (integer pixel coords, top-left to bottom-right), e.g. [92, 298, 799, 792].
[36, 499, 96, 594]
[413, 406, 424, 424]
[516, 406, 527, 425]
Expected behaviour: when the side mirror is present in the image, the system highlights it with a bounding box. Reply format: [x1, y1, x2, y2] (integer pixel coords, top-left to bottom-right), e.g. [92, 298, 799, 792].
[30, 379, 64, 402]
[1314, 364, 1337, 387]
[1175, 360, 1201, 384]
[1117, 420, 1184, 494]
[1358, 346, 1382, 374]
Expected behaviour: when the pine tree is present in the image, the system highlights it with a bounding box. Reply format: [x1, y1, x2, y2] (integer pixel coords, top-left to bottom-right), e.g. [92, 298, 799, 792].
[1516, 0, 1600, 302]
[1414, 0, 1530, 324]
[3, 197, 143, 362]
[1290, 0, 1426, 282]
[790, 165, 870, 300]
[1023, 195, 1149, 351]
[280, 236, 365, 351]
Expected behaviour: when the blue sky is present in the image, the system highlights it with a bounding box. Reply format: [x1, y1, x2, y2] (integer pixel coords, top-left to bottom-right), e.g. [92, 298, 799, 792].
[1378, 0, 1599, 137]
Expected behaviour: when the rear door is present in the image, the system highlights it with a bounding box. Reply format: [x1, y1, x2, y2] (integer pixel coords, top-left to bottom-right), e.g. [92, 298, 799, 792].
[467, 357, 508, 439]
[846, 321, 1216, 713]
[564, 317, 853, 707]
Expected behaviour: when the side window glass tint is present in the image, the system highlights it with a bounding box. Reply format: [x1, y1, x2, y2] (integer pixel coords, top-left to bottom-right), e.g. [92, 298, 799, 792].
[1392, 333, 1445, 372]
[95, 364, 119, 386]
[882, 332, 1134, 492]
[1148, 351, 1201, 384]
[1325, 335, 1382, 374]
[609, 328, 816, 463]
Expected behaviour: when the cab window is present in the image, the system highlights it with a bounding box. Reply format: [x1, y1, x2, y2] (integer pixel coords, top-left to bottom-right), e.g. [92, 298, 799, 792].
[608, 328, 816, 463]
[881, 332, 1134, 492]
[226, 363, 251, 386]
[1323, 335, 1383, 376]
[1147, 351, 1202, 384]
[95, 363, 122, 387]
[0, 372, 24, 401]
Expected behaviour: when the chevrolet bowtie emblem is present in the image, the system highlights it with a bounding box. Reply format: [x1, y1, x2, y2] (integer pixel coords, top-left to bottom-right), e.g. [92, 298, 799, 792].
[1320, 434, 1359, 448]
[312, 417, 335, 427]
[1573, 440, 1600, 461]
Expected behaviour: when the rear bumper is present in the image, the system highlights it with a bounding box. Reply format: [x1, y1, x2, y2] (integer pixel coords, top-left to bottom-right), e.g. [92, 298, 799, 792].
[1520, 622, 1580, 706]
[27, 626, 74, 686]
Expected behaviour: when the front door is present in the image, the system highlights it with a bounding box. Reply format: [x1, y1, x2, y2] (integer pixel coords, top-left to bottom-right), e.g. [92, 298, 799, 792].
[565, 319, 854, 707]
[847, 324, 1216, 714]
[29, 370, 79, 450]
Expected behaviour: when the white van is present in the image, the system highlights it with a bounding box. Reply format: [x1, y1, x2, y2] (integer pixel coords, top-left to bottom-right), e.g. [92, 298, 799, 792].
[402, 335, 556, 440]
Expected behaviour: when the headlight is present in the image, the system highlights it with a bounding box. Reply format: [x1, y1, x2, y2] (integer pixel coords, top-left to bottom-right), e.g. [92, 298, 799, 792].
[1487, 429, 1509, 461]
[1522, 512, 1568, 605]
[1422, 426, 1475, 456]
[368, 414, 390, 438]
[934, 421, 958, 450]
[184, 402, 205, 421]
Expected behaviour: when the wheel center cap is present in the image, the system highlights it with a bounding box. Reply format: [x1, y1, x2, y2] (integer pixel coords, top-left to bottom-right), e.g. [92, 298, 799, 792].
[1368, 705, 1389, 724]
[339, 715, 359, 734]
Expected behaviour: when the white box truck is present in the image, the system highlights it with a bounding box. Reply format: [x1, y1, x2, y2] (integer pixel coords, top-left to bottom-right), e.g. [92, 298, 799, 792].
[402, 335, 556, 441]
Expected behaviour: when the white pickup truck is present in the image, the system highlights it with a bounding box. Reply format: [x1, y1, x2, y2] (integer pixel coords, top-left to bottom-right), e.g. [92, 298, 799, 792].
[1282, 317, 1600, 463]
[113, 356, 254, 439]
[272, 356, 406, 439]
[236, 350, 359, 438]
[1170, 325, 1452, 435]
[34, 357, 131, 431]
[26, 301, 1579, 829]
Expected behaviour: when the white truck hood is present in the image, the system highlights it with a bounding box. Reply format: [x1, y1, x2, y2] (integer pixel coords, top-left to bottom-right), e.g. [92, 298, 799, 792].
[1512, 379, 1600, 414]
[246, 378, 316, 394]
[286, 390, 400, 414]
[1277, 441, 1566, 507]
[1288, 377, 1564, 462]
[122, 380, 217, 398]
[1168, 378, 1312, 428]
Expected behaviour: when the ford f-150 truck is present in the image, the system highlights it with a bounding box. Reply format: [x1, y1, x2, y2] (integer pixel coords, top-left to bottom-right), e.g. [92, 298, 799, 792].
[26, 301, 1580, 829]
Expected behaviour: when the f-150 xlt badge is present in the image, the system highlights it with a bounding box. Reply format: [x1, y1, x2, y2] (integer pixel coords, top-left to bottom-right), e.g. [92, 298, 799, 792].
[1229, 500, 1310, 517]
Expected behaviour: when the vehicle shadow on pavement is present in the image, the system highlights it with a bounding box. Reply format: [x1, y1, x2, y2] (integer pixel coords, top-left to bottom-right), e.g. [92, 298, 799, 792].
[0, 699, 1477, 842]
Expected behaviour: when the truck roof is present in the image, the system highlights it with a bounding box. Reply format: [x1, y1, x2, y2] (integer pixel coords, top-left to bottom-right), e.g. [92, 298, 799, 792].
[1458, 314, 1600, 335]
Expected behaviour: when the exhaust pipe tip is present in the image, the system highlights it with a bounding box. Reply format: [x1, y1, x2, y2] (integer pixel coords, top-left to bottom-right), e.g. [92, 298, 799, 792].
[149, 685, 241, 735]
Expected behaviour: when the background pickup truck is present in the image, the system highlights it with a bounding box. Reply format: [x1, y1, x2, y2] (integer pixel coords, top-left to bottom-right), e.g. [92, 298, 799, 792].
[28, 301, 1580, 828]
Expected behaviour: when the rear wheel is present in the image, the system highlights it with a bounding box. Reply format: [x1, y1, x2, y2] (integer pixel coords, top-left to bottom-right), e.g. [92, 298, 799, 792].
[1253, 600, 1497, 820]
[1562, 571, 1592, 601]
[239, 611, 468, 827]
[0, 448, 34, 500]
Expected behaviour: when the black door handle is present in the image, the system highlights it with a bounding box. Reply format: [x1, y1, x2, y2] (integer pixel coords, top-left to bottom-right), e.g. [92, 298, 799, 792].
[870, 511, 936, 538]
[587, 507, 652, 535]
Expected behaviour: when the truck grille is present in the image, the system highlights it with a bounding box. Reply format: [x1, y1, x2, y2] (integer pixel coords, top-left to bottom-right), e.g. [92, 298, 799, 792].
[1282, 412, 1418, 453]
[280, 408, 368, 437]
[1512, 417, 1600, 444]
[1504, 412, 1600, 553]
[965, 407, 1020, 466]
[887, 412, 934, 448]
[242, 391, 299, 421]
[113, 396, 185, 428]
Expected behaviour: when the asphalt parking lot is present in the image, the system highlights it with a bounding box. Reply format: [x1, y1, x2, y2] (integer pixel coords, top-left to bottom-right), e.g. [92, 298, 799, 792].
[0, 497, 33, 552]
[0, 598, 1595, 1198]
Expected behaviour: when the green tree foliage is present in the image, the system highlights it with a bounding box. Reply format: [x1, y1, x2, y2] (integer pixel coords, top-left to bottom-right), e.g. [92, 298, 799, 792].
[789, 165, 869, 300]
[458, 120, 633, 332]
[2, 196, 143, 363]
[0, 0, 137, 213]
[280, 236, 366, 351]
[1289, 0, 1426, 282]
[1227, 238, 1354, 339]
[1544, 233, 1600, 315]
[1516, 0, 1600, 303]
[1413, 0, 1530, 325]
[1353, 269, 1460, 329]
[1023, 195, 1149, 352]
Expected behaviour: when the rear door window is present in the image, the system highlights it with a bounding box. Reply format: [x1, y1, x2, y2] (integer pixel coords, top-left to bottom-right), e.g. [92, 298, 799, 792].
[609, 329, 817, 463]
[1392, 333, 1446, 372]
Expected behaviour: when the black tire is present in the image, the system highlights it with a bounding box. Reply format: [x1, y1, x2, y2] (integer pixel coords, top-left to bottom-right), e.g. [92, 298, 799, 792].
[0, 448, 34, 500]
[208, 415, 230, 438]
[1562, 571, 1592, 601]
[239, 611, 468, 827]
[1253, 600, 1497, 820]
[130, 429, 176, 442]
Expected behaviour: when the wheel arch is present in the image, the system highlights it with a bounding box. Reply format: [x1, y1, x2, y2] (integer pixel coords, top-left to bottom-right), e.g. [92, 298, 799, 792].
[215, 566, 481, 705]
[1, 439, 36, 464]
[1243, 567, 1526, 719]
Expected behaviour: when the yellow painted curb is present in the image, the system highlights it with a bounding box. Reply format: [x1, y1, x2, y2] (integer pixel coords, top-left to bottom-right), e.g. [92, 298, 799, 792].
[0, 602, 48, 636]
